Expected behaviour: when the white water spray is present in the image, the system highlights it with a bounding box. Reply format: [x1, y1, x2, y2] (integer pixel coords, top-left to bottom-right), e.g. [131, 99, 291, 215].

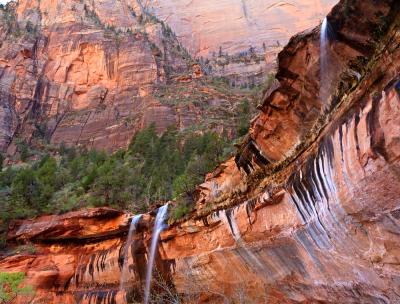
[320, 17, 329, 73]
[144, 204, 169, 304]
[320, 17, 332, 104]
[119, 214, 142, 291]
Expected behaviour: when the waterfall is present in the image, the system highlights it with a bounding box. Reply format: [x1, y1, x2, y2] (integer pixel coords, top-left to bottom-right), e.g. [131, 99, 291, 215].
[119, 214, 142, 291]
[320, 17, 332, 104]
[320, 17, 329, 70]
[144, 204, 169, 304]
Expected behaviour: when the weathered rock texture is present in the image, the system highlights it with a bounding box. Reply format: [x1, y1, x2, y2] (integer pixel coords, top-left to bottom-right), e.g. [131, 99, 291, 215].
[1, 0, 400, 303]
[0, 0, 248, 157]
[143, 0, 338, 87]
[145, 0, 337, 57]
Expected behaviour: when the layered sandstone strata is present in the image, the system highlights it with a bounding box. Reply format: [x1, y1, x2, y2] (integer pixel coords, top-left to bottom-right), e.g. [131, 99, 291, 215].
[144, 0, 337, 57]
[142, 0, 338, 87]
[1, 0, 400, 303]
[0, 0, 245, 157]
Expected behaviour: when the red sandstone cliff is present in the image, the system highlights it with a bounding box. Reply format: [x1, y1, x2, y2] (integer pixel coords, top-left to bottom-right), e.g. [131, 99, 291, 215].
[145, 0, 337, 57]
[145, 0, 338, 87]
[1, 0, 400, 303]
[0, 0, 339, 158]
[0, 0, 248, 158]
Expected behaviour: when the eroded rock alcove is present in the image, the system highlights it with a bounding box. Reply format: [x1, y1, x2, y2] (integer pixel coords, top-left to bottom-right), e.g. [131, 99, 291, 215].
[1, 0, 400, 303]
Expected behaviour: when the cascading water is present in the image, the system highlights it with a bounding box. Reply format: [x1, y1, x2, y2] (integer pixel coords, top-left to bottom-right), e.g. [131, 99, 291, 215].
[320, 17, 329, 74]
[119, 214, 142, 291]
[144, 204, 169, 304]
[320, 17, 333, 105]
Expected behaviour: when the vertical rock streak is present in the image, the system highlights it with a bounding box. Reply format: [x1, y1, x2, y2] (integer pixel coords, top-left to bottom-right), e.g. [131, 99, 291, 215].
[173, 80, 400, 301]
[119, 214, 142, 291]
[221, 209, 268, 278]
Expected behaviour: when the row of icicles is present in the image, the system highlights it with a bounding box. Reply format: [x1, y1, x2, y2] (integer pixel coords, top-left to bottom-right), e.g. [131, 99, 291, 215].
[118, 16, 333, 303]
[119, 204, 169, 304]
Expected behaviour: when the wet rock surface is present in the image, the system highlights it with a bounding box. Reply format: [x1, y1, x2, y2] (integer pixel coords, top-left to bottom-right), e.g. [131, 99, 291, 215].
[1, 0, 400, 303]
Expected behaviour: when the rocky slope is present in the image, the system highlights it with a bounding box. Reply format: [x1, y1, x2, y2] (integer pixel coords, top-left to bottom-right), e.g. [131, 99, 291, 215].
[0, 0, 251, 158]
[1, 0, 400, 303]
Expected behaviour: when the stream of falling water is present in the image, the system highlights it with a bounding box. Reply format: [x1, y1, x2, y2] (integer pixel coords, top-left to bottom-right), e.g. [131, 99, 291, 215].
[119, 214, 142, 291]
[320, 17, 332, 104]
[144, 204, 169, 304]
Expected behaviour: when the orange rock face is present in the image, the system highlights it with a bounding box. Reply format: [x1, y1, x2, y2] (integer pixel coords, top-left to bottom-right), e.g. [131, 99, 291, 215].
[143, 0, 338, 89]
[2, 83, 400, 302]
[0, 0, 245, 156]
[0, 0, 340, 156]
[1, 0, 400, 303]
[147, 0, 337, 57]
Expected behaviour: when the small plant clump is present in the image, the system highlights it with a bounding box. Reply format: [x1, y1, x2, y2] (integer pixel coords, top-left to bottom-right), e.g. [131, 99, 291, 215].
[0, 272, 34, 304]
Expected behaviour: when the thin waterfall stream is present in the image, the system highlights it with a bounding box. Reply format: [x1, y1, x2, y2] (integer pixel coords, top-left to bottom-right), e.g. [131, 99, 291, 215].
[320, 16, 333, 105]
[119, 214, 142, 292]
[144, 204, 169, 304]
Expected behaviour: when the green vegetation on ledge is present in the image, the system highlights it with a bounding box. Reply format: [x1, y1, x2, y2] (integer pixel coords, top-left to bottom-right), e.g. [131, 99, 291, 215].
[0, 126, 233, 245]
[0, 272, 34, 303]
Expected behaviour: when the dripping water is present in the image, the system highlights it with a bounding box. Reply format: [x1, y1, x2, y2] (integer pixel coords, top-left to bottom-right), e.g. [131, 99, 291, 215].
[320, 17, 329, 81]
[144, 204, 169, 304]
[119, 214, 142, 291]
[320, 17, 333, 105]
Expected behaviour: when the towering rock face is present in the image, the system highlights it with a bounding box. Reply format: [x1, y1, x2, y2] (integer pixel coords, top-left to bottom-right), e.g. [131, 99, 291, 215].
[0, 0, 246, 156]
[1, 0, 400, 303]
[145, 0, 338, 57]
[0, 0, 339, 157]
[142, 0, 338, 87]
[1, 0, 160, 153]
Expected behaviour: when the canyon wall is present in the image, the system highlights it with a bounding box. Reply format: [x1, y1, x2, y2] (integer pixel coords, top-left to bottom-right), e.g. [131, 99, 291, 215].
[143, 0, 338, 87]
[0, 0, 339, 157]
[1, 0, 400, 303]
[145, 0, 338, 57]
[0, 0, 245, 157]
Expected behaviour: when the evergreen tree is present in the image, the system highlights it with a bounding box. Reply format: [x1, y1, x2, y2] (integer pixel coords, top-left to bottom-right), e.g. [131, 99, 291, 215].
[0, 154, 3, 172]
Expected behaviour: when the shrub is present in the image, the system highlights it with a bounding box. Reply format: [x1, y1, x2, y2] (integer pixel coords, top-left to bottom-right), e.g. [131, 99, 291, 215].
[16, 140, 31, 162]
[0, 272, 34, 303]
[237, 99, 251, 137]
[171, 199, 193, 220]
[12, 244, 36, 255]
